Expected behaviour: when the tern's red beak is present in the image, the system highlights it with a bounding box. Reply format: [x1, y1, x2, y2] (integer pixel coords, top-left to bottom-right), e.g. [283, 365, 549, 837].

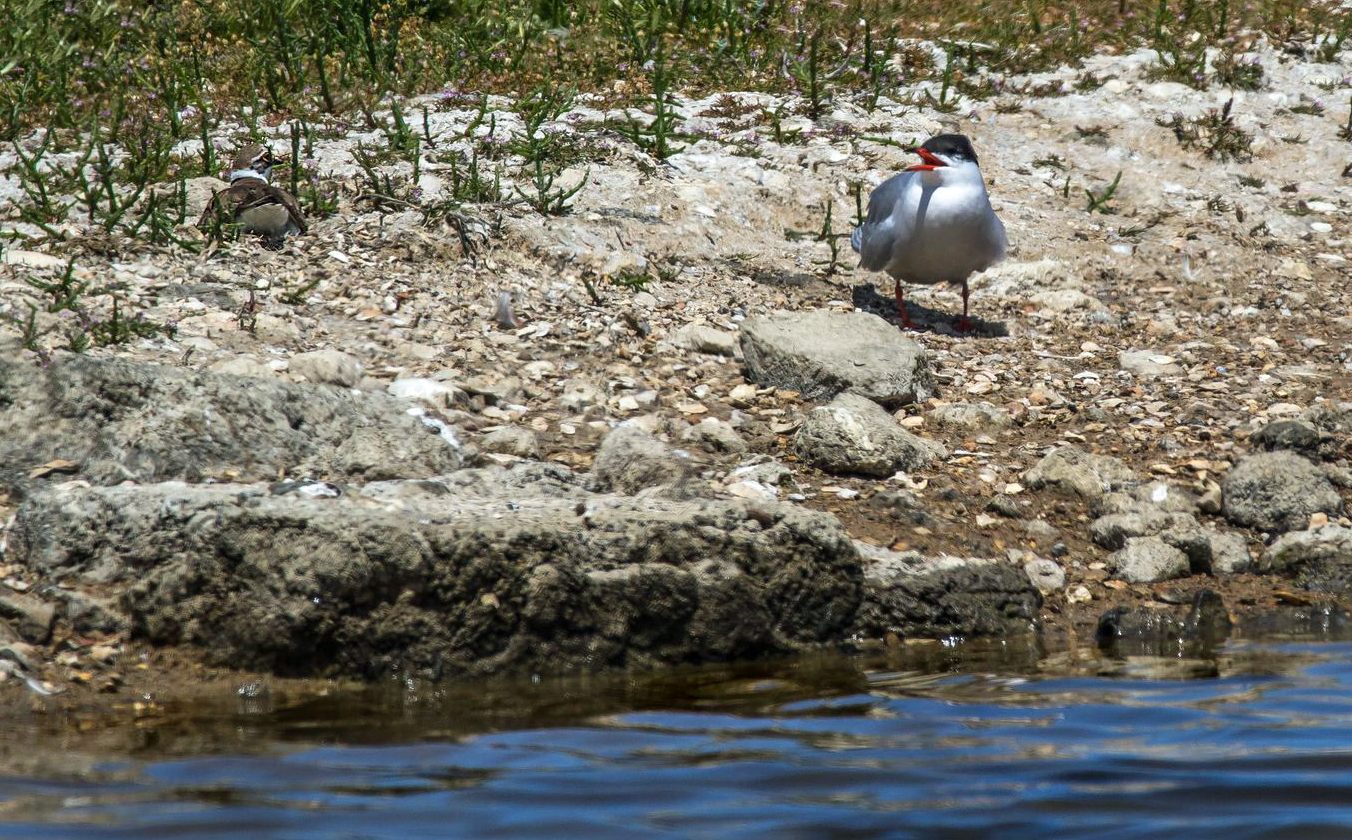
[904, 148, 946, 172]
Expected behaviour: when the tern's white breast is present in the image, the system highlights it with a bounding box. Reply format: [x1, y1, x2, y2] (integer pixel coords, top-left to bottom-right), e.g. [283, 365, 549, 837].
[881, 170, 1005, 285]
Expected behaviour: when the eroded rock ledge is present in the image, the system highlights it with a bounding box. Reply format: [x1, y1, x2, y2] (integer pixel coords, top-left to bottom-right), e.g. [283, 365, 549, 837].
[9, 460, 1039, 679]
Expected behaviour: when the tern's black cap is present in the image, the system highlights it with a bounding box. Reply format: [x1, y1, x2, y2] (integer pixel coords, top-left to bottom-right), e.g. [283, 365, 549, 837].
[920, 133, 978, 165]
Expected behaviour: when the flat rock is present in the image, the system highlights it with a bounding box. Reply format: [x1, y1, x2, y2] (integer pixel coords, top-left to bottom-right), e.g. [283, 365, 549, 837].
[289, 349, 364, 388]
[1023, 445, 1138, 502]
[668, 323, 740, 357]
[795, 393, 946, 477]
[1118, 350, 1183, 379]
[9, 467, 1043, 679]
[926, 401, 1012, 430]
[8, 470, 863, 678]
[1109, 536, 1190, 584]
[739, 309, 934, 407]
[1256, 525, 1352, 591]
[1221, 451, 1343, 533]
[591, 426, 692, 494]
[0, 356, 462, 496]
[852, 545, 1041, 638]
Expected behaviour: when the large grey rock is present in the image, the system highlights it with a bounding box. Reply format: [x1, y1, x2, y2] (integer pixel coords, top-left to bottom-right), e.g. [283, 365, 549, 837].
[0, 592, 55, 645]
[0, 356, 461, 496]
[1256, 525, 1352, 591]
[739, 309, 934, 406]
[1090, 508, 1196, 550]
[480, 425, 540, 459]
[1029, 288, 1106, 313]
[1204, 530, 1254, 575]
[387, 377, 468, 408]
[1163, 526, 1252, 575]
[1023, 446, 1138, 502]
[1301, 401, 1352, 454]
[165, 176, 227, 219]
[559, 377, 604, 411]
[1089, 500, 1245, 575]
[10, 470, 863, 678]
[794, 393, 946, 477]
[591, 426, 691, 494]
[1096, 481, 1199, 516]
[1221, 451, 1343, 533]
[853, 545, 1041, 638]
[1024, 558, 1066, 593]
[1108, 536, 1190, 584]
[1251, 419, 1323, 458]
[9, 466, 1043, 679]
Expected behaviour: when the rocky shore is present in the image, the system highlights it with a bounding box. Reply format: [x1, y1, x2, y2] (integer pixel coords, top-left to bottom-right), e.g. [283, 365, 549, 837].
[1, 42, 1351, 705]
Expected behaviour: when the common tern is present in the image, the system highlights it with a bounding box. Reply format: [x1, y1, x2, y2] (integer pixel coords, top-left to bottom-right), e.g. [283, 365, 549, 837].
[850, 134, 1007, 332]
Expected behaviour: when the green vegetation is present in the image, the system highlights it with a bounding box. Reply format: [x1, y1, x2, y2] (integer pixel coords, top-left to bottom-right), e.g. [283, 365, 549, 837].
[4, 0, 1345, 143]
[1158, 98, 1254, 161]
[0, 0, 1345, 261]
[1084, 170, 1122, 214]
[3, 259, 175, 359]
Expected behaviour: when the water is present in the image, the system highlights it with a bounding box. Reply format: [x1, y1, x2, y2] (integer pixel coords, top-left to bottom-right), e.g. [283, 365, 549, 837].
[5, 635, 1352, 839]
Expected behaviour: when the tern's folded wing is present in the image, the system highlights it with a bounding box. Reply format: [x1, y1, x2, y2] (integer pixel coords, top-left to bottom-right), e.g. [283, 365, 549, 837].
[852, 173, 912, 270]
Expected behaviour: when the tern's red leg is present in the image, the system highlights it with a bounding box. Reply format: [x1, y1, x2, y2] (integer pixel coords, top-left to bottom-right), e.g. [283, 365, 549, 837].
[894, 282, 913, 329]
[956, 278, 973, 333]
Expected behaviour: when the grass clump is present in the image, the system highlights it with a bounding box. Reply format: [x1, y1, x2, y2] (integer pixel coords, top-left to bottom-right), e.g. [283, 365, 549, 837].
[9, 119, 200, 248]
[1158, 97, 1253, 161]
[509, 86, 589, 214]
[1084, 171, 1122, 214]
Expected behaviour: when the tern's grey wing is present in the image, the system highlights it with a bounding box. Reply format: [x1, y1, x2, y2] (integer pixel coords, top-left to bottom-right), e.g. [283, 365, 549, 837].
[852, 172, 915, 271]
[990, 210, 1008, 262]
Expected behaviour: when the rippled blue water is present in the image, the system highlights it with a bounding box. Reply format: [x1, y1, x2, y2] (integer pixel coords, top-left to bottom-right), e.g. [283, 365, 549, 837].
[6, 639, 1352, 839]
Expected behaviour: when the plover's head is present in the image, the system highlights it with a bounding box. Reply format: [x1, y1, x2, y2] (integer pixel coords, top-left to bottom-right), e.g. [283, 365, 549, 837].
[229, 143, 277, 183]
[905, 134, 982, 175]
